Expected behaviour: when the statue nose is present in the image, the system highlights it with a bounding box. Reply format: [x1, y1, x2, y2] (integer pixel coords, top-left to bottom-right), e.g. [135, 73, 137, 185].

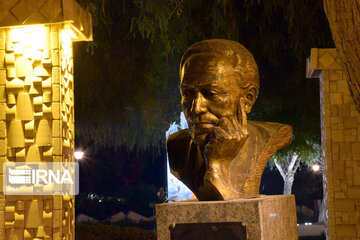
[192, 92, 207, 115]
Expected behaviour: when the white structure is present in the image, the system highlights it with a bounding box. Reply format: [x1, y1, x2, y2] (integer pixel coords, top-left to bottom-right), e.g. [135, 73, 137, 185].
[165, 112, 194, 201]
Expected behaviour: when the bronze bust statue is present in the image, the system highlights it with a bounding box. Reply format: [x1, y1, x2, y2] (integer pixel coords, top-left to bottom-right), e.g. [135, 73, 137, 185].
[167, 39, 293, 201]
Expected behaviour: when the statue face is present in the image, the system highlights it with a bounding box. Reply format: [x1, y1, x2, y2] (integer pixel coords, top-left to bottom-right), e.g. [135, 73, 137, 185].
[180, 54, 245, 145]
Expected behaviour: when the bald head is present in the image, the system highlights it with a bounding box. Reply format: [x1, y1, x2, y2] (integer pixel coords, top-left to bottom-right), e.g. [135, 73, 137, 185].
[180, 39, 259, 94]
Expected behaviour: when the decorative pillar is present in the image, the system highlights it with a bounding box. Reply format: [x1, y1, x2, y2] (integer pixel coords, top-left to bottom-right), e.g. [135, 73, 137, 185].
[307, 48, 360, 239]
[0, 1, 92, 240]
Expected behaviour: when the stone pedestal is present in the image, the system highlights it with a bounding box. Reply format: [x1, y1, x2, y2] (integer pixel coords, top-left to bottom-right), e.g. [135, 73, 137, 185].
[156, 195, 298, 240]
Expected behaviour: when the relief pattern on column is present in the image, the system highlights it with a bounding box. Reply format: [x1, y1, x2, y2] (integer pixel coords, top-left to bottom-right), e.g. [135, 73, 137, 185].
[308, 48, 360, 239]
[0, 24, 75, 240]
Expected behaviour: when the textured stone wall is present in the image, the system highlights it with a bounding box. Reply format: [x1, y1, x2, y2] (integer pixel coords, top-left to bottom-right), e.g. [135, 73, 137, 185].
[307, 48, 360, 239]
[0, 24, 75, 240]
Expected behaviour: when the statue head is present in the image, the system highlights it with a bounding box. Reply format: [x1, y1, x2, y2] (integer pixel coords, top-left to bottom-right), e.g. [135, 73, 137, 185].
[179, 39, 259, 145]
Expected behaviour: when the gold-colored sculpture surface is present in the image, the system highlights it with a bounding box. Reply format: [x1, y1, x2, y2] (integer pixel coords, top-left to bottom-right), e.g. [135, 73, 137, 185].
[167, 39, 293, 200]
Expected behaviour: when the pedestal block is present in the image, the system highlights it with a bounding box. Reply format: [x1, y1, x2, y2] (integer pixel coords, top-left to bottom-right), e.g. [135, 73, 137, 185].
[156, 195, 298, 240]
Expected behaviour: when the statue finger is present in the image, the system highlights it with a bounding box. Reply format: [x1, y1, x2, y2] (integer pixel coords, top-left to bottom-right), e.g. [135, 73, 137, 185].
[219, 117, 237, 138]
[212, 125, 230, 140]
[229, 116, 242, 141]
[239, 98, 248, 137]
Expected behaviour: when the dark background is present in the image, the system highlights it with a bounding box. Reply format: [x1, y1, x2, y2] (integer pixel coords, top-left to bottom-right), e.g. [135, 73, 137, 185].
[73, 0, 331, 222]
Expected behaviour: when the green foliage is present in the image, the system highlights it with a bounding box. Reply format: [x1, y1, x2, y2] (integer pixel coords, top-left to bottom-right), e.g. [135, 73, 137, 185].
[269, 143, 321, 171]
[75, 223, 156, 240]
[74, 0, 333, 154]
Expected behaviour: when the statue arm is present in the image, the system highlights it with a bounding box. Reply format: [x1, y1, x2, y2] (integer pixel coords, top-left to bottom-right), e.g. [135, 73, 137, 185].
[166, 129, 192, 180]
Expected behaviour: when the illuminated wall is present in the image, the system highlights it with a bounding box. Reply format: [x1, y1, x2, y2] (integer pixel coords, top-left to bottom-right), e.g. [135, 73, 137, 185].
[307, 49, 360, 239]
[0, 24, 75, 240]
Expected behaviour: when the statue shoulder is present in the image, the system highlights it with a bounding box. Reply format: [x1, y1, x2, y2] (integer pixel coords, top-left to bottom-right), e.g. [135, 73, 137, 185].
[248, 120, 293, 150]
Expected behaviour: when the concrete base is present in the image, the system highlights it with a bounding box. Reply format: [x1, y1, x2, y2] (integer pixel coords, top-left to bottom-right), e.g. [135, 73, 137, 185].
[156, 195, 298, 240]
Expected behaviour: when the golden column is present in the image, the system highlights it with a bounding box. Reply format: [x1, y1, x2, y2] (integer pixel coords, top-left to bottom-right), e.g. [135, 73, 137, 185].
[0, 1, 92, 239]
[307, 49, 360, 239]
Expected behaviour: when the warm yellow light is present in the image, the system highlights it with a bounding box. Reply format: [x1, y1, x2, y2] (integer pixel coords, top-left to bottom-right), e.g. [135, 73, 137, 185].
[8, 25, 48, 50]
[74, 151, 84, 160]
[312, 164, 321, 172]
[64, 28, 78, 39]
[62, 30, 72, 43]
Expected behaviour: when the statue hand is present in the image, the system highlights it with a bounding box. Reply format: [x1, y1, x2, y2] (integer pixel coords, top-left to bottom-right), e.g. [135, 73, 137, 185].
[204, 98, 248, 167]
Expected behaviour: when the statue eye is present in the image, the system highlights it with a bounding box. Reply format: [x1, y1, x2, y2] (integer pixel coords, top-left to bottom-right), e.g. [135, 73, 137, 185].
[182, 90, 195, 99]
[202, 89, 219, 99]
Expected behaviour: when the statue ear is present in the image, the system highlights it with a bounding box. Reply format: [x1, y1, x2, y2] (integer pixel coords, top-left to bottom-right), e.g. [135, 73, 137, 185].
[243, 87, 257, 113]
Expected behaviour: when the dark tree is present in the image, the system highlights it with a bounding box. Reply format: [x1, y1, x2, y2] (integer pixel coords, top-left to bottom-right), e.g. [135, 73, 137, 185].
[73, 0, 334, 217]
[74, 0, 333, 152]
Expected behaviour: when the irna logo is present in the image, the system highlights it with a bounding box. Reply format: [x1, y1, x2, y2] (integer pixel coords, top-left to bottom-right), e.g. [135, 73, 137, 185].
[3, 162, 78, 195]
[8, 168, 74, 185]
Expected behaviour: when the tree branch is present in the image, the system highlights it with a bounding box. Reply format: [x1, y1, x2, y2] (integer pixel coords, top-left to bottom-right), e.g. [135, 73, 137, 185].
[324, 0, 360, 112]
[274, 158, 286, 180]
[283, 155, 289, 173]
[100, 0, 106, 17]
[166, 0, 184, 22]
[293, 154, 301, 173]
[288, 151, 298, 173]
